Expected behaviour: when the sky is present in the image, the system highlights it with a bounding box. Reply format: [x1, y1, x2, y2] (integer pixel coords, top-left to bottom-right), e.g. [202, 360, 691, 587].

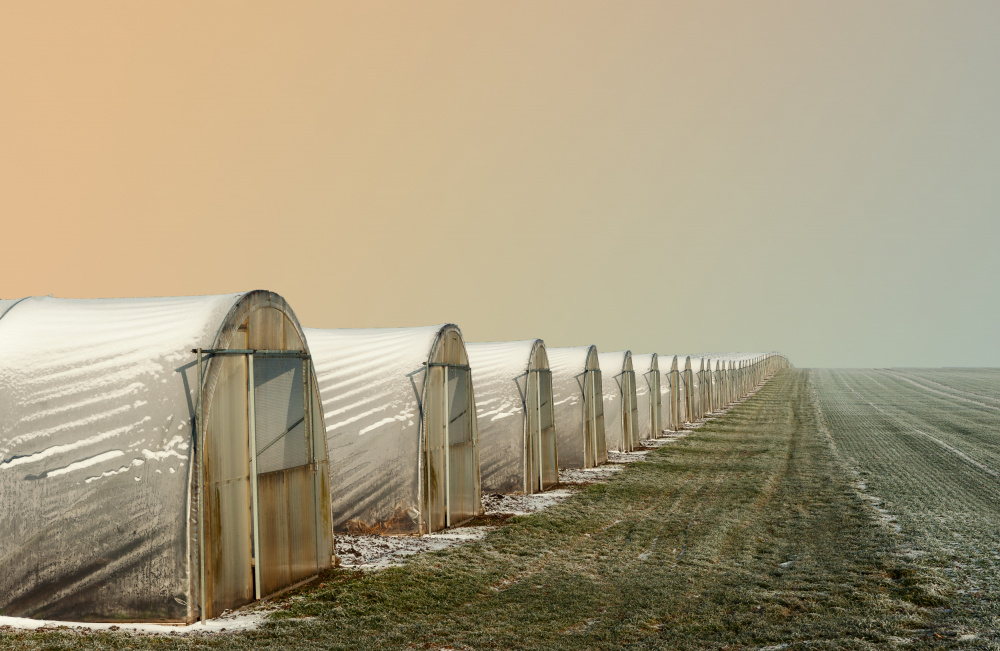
[1, 2, 998, 368]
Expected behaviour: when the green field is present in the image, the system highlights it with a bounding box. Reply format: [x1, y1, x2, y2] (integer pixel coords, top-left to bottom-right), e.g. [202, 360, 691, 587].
[814, 368, 1000, 646]
[3, 368, 997, 649]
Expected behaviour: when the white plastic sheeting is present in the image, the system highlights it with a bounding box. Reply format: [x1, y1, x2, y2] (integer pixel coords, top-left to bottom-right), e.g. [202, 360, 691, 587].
[548, 346, 606, 469]
[466, 340, 558, 494]
[305, 325, 483, 535]
[0, 298, 28, 321]
[0, 294, 240, 622]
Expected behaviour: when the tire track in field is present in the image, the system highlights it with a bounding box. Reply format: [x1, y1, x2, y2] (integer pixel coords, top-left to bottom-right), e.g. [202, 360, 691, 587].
[877, 370, 1000, 413]
[826, 371, 971, 507]
[822, 370, 991, 525]
[832, 370, 1000, 482]
[905, 369, 1000, 406]
[814, 369, 1000, 643]
[864, 371, 1000, 477]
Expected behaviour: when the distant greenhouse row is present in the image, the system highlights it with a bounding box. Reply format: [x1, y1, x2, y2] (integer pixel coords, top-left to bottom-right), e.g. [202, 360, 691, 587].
[0, 292, 790, 624]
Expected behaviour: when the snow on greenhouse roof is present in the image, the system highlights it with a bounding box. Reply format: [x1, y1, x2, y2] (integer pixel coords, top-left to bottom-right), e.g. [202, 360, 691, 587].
[0, 292, 248, 622]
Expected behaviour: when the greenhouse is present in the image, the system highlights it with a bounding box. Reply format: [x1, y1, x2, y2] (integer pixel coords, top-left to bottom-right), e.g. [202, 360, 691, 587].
[548, 346, 606, 469]
[598, 351, 639, 453]
[0, 291, 333, 623]
[304, 325, 482, 535]
[630, 353, 662, 440]
[466, 340, 558, 495]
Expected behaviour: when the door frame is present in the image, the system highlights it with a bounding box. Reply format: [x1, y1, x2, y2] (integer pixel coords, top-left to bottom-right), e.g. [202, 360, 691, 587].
[195, 347, 313, 623]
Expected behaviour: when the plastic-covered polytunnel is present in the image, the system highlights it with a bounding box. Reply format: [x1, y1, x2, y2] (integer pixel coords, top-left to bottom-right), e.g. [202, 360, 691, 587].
[304, 325, 483, 535]
[630, 354, 662, 440]
[466, 340, 558, 495]
[548, 346, 606, 469]
[597, 351, 639, 453]
[0, 292, 334, 624]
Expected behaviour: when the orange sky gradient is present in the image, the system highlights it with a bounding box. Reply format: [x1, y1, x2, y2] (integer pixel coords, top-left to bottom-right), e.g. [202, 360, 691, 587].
[2, 2, 999, 367]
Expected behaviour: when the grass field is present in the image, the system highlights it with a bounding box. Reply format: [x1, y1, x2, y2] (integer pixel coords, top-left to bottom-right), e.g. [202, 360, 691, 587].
[814, 368, 1000, 647]
[3, 369, 995, 650]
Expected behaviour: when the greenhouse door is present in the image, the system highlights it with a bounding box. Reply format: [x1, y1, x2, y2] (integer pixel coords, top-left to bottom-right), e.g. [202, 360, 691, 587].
[585, 368, 606, 467]
[525, 369, 557, 493]
[526, 370, 540, 493]
[201, 352, 254, 619]
[424, 363, 478, 532]
[537, 370, 558, 490]
[447, 366, 477, 524]
[686, 372, 696, 421]
[250, 354, 320, 599]
[647, 370, 661, 439]
[625, 371, 640, 450]
[525, 369, 557, 492]
[621, 371, 635, 452]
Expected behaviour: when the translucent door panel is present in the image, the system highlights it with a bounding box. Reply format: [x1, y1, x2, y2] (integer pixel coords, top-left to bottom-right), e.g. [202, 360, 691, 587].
[526, 370, 540, 493]
[204, 354, 253, 618]
[539, 370, 558, 489]
[583, 371, 595, 469]
[447, 367, 477, 524]
[626, 371, 639, 449]
[588, 369, 607, 466]
[253, 356, 316, 597]
[424, 366, 446, 532]
[254, 358, 308, 475]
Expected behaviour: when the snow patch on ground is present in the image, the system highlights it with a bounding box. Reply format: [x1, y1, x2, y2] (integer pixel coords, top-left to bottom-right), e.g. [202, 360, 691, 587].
[559, 463, 624, 483]
[338, 489, 582, 570]
[335, 424, 719, 571]
[347, 385, 769, 573]
[482, 488, 576, 516]
[337, 527, 493, 570]
[0, 610, 264, 636]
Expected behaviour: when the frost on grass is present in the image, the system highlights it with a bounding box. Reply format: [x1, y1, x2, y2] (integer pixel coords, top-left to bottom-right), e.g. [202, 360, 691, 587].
[481, 488, 577, 516]
[336, 426, 711, 570]
[338, 487, 590, 569]
[813, 368, 1000, 642]
[336, 526, 493, 570]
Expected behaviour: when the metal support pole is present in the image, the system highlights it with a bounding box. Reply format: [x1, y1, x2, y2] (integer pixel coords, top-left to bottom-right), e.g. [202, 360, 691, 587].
[197, 348, 207, 625]
[623, 372, 632, 451]
[304, 359, 321, 573]
[443, 365, 451, 528]
[247, 355, 262, 600]
[583, 371, 592, 468]
[654, 371, 660, 437]
[535, 370, 543, 492]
